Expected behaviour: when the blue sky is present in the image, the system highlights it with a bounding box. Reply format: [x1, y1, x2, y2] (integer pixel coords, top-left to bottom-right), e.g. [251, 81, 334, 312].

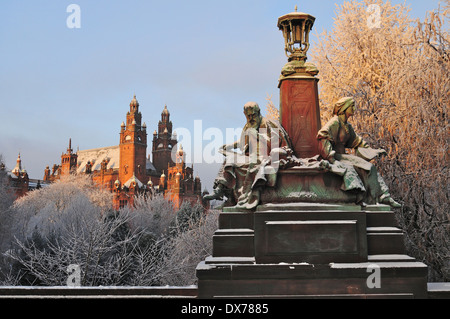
[0, 0, 443, 191]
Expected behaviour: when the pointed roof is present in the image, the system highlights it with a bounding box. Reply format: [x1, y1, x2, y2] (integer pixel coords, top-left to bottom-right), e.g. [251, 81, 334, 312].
[76, 145, 120, 174]
[12, 153, 22, 174]
[66, 138, 73, 154]
[130, 94, 139, 109]
[162, 104, 170, 115]
[124, 173, 144, 189]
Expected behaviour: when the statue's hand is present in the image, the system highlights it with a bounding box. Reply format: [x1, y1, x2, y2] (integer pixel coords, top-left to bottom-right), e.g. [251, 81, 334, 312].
[361, 140, 370, 148]
[328, 151, 336, 164]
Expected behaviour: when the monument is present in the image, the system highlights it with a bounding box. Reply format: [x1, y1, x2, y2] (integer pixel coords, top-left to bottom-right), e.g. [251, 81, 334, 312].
[197, 7, 428, 299]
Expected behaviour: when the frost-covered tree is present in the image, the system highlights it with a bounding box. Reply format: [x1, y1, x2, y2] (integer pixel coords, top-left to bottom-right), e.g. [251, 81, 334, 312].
[2, 176, 218, 286]
[265, 94, 280, 123]
[158, 209, 219, 286]
[2, 175, 126, 285]
[309, 0, 449, 281]
[9, 174, 113, 243]
[121, 196, 215, 286]
[0, 155, 16, 277]
[0, 155, 15, 215]
[173, 200, 205, 234]
[123, 193, 176, 239]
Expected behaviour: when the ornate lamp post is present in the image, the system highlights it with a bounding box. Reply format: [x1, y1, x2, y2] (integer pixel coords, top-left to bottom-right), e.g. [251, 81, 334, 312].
[277, 6, 321, 158]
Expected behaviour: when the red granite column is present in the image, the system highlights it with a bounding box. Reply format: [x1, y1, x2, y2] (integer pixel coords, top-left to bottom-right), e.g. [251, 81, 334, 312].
[279, 74, 321, 158]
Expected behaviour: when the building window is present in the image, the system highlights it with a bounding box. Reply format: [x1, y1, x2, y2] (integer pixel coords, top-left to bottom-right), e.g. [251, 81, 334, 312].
[119, 200, 127, 209]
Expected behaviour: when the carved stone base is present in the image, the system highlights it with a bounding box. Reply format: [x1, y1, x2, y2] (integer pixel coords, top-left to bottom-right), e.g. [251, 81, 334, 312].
[196, 203, 428, 299]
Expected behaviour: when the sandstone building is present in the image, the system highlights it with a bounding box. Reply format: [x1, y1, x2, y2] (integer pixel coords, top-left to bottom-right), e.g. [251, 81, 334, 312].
[43, 94, 207, 210]
[1, 153, 46, 199]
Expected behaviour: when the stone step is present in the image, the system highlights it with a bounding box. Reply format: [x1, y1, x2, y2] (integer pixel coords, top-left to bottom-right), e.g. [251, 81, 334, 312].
[213, 228, 255, 258]
[218, 211, 254, 230]
[256, 202, 362, 212]
[205, 256, 255, 265]
[197, 261, 428, 298]
[366, 210, 398, 227]
[366, 227, 406, 255]
[367, 226, 403, 233]
[368, 254, 416, 262]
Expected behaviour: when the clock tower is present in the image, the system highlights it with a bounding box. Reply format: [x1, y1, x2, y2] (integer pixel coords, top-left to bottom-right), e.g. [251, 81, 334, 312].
[119, 94, 148, 185]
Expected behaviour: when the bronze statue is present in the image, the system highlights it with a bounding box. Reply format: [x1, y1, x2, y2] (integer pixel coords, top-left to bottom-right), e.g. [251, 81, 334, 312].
[204, 101, 294, 209]
[317, 97, 401, 208]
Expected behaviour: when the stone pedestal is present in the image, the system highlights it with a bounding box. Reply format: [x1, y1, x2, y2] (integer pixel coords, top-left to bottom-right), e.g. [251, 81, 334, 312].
[196, 202, 428, 299]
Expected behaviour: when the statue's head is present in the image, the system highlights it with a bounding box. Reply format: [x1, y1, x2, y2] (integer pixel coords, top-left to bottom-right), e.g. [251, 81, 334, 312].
[244, 101, 263, 129]
[333, 97, 355, 117]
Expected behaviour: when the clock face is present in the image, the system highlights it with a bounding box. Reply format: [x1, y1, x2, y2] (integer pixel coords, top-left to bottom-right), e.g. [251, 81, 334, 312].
[125, 135, 132, 141]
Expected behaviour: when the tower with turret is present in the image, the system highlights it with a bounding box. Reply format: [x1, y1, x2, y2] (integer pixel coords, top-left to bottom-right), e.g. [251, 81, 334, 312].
[60, 138, 78, 176]
[152, 105, 177, 175]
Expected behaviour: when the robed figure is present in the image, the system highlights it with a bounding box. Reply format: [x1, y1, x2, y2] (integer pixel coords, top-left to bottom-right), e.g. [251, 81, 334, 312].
[204, 101, 293, 209]
[317, 97, 401, 208]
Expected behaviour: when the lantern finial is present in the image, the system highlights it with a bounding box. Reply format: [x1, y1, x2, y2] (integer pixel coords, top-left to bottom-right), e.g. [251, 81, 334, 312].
[277, 9, 315, 62]
[277, 8, 319, 82]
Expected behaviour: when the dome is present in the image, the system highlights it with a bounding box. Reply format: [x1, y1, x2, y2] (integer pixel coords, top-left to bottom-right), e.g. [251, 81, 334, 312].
[177, 144, 184, 156]
[130, 94, 139, 108]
